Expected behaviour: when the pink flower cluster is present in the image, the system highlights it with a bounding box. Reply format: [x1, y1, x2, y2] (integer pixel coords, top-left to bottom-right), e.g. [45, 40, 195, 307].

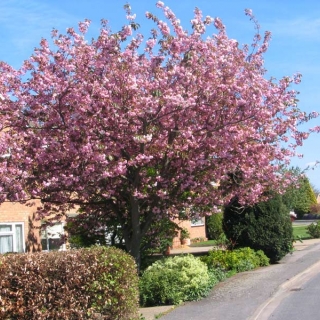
[0, 3, 318, 255]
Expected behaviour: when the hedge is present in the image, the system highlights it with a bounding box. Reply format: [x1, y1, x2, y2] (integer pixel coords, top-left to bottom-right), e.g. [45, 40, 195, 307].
[0, 246, 139, 320]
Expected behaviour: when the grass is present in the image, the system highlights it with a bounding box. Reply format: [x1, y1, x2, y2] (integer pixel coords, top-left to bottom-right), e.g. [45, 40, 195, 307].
[189, 240, 217, 247]
[189, 225, 312, 247]
[293, 225, 311, 240]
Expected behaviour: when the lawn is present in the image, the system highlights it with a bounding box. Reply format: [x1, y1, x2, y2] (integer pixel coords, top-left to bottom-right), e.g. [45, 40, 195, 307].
[189, 240, 217, 247]
[189, 225, 312, 247]
[292, 225, 311, 240]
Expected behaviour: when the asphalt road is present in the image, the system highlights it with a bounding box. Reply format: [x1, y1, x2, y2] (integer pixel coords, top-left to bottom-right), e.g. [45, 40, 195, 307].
[293, 219, 317, 226]
[265, 266, 320, 320]
[162, 241, 320, 320]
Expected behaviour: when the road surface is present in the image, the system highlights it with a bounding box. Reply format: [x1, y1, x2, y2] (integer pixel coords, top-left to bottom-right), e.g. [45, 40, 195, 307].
[262, 263, 320, 319]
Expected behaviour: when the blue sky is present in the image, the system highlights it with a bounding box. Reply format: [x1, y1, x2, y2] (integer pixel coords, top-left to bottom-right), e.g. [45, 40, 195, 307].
[0, 0, 319, 190]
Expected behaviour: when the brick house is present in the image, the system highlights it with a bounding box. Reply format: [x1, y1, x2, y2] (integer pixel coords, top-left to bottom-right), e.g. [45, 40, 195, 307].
[0, 200, 70, 254]
[172, 216, 206, 248]
[0, 201, 42, 254]
[0, 200, 207, 253]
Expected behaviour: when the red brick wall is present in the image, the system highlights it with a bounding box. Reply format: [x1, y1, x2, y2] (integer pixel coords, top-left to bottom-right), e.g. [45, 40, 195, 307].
[172, 219, 206, 248]
[0, 201, 42, 252]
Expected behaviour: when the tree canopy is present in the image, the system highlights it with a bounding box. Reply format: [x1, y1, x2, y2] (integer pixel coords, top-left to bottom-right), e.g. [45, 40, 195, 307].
[0, 2, 318, 267]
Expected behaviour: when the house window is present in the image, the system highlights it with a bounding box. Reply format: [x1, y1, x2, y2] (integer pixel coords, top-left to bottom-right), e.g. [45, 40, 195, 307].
[41, 222, 66, 251]
[0, 223, 24, 254]
[190, 217, 205, 227]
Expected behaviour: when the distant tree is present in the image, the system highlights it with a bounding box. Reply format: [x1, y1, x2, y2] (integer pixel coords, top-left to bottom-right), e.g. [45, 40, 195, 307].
[0, 3, 318, 269]
[282, 169, 317, 218]
[310, 203, 320, 214]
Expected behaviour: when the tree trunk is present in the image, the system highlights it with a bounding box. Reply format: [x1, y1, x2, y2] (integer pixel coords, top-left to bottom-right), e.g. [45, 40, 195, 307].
[126, 195, 142, 271]
[127, 235, 142, 272]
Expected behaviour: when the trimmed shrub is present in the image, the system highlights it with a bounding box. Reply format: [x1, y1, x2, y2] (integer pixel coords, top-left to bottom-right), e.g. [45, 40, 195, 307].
[201, 247, 269, 272]
[0, 246, 139, 320]
[223, 194, 293, 263]
[307, 221, 320, 238]
[206, 212, 224, 240]
[139, 254, 217, 306]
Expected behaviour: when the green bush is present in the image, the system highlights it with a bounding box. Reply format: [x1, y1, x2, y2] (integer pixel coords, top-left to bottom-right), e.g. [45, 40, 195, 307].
[201, 247, 269, 272]
[307, 221, 320, 238]
[180, 227, 190, 241]
[206, 212, 224, 240]
[139, 254, 217, 306]
[0, 246, 139, 320]
[209, 267, 228, 282]
[223, 194, 293, 263]
[254, 249, 271, 266]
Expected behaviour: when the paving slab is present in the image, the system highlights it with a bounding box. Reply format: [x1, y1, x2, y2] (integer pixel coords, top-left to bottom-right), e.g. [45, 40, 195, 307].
[139, 305, 175, 320]
[293, 238, 320, 250]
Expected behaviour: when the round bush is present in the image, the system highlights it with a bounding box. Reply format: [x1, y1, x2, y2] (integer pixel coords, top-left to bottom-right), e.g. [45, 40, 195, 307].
[223, 194, 293, 263]
[139, 254, 216, 306]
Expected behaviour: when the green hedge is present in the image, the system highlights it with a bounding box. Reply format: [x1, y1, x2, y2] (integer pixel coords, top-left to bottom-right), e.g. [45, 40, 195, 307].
[201, 247, 269, 272]
[0, 246, 139, 320]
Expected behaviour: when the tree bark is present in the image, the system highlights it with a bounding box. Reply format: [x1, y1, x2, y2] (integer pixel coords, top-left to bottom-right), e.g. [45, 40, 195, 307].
[126, 195, 142, 271]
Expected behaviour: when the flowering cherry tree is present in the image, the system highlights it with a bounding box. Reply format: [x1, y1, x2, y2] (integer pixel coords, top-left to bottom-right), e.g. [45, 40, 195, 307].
[0, 2, 318, 267]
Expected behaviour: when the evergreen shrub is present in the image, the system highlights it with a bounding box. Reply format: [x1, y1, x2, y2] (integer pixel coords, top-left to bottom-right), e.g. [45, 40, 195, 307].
[223, 194, 293, 263]
[206, 212, 224, 240]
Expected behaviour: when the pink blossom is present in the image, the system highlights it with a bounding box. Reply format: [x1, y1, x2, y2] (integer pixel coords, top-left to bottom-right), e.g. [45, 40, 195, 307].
[0, 3, 318, 267]
[156, 1, 164, 8]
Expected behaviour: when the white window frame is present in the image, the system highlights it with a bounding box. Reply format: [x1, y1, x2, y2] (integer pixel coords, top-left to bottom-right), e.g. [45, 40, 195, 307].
[190, 217, 205, 227]
[41, 222, 66, 251]
[0, 222, 25, 253]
